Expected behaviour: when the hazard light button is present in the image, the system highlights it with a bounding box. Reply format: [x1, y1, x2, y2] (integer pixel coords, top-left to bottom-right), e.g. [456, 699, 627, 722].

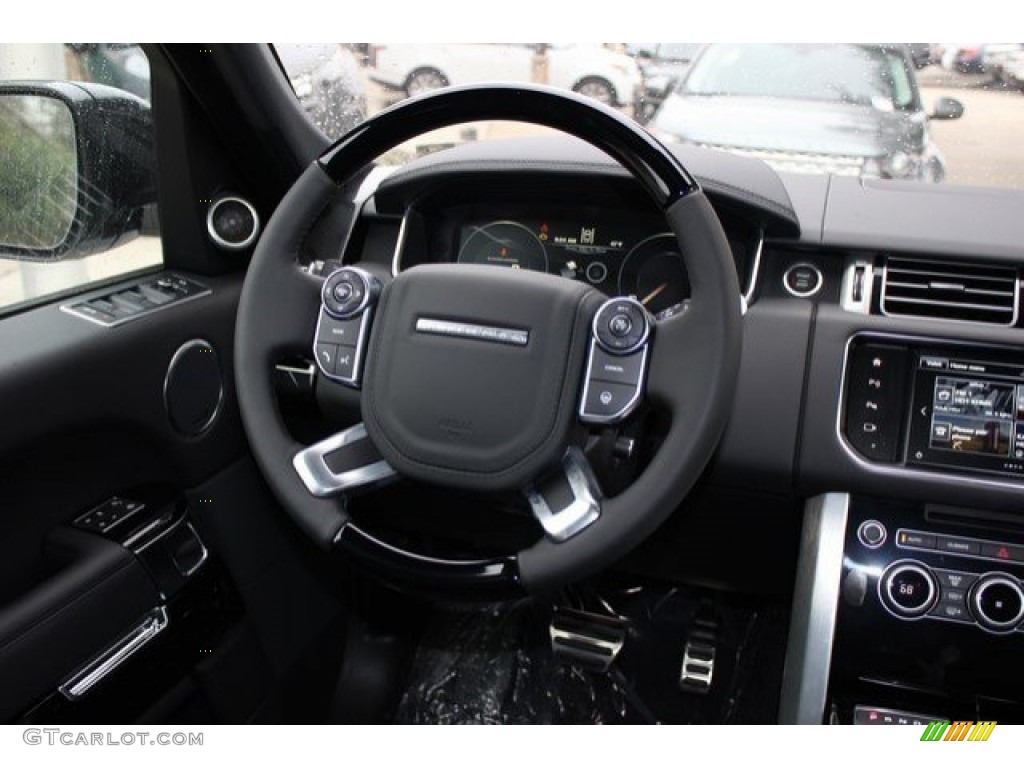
[981, 542, 1024, 564]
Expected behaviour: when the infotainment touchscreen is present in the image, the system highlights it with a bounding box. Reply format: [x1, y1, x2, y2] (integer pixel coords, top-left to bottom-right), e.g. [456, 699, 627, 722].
[907, 352, 1024, 477]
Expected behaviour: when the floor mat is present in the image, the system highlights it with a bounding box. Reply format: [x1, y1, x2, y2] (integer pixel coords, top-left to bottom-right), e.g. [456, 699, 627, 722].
[394, 586, 789, 724]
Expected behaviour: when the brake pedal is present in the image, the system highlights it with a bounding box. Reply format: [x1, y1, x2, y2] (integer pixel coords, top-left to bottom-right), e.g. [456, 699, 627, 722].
[679, 617, 717, 694]
[549, 607, 628, 672]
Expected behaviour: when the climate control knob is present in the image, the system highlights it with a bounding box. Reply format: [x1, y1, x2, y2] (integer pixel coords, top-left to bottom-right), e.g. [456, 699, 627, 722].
[879, 561, 937, 619]
[970, 574, 1024, 633]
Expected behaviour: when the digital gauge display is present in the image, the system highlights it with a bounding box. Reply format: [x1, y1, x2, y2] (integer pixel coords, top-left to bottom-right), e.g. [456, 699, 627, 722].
[456, 218, 691, 317]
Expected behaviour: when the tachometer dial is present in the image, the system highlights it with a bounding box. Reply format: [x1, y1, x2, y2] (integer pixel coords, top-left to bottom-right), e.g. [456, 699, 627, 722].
[617, 234, 690, 317]
[457, 221, 549, 272]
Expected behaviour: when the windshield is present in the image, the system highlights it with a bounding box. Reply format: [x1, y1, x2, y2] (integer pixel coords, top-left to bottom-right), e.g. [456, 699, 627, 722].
[273, 43, 1024, 188]
[681, 44, 917, 110]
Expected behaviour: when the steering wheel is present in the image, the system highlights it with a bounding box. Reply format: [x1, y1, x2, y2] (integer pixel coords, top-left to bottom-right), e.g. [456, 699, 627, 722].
[235, 84, 741, 596]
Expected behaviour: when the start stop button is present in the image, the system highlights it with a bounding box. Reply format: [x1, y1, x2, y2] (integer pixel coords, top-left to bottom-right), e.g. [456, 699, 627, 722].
[783, 263, 823, 298]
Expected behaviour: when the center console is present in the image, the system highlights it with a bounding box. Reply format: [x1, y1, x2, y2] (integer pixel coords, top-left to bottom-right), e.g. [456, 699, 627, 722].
[782, 334, 1024, 725]
[830, 496, 1024, 723]
[842, 335, 1024, 477]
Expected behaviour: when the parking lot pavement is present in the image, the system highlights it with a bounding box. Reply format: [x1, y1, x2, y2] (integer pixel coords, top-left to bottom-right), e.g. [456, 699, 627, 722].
[919, 66, 1024, 188]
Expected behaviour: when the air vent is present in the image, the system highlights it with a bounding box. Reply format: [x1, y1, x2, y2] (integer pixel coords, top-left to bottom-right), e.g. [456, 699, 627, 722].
[881, 257, 1019, 326]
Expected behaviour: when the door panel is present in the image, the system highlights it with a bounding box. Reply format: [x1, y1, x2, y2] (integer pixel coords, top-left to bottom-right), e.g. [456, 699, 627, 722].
[0, 271, 251, 719]
[0, 526, 159, 721]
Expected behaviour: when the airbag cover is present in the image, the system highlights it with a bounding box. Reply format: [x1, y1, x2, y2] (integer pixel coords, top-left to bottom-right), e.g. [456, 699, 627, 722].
[362, 264, 601, 490]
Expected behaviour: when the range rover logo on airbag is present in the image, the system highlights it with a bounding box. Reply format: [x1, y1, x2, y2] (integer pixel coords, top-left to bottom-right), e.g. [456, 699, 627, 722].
[415, 317, 529, 347]
[437, 416, 474, 441]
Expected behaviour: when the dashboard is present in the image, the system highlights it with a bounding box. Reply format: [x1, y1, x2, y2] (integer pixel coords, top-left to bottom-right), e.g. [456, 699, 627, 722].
[316, 135, 1024, 724]
[369, 177, 762, 320]
[455, 218, 692, 318]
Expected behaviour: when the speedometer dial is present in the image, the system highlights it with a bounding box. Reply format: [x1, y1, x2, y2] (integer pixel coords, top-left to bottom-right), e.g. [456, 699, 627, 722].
[457, 221, 549, 272]
[617, 234, 690, 317]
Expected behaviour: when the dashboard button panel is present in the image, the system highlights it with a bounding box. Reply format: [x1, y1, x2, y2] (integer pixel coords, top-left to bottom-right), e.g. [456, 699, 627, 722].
[869, 522, 1024, 634]
[897, 527, 1024, 567]
[853, 706, 937, 726]
[842, 342, 909, 463]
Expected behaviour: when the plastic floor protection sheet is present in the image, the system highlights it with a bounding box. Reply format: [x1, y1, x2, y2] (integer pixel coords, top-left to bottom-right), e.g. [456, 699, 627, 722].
[394, 587, 788, 724]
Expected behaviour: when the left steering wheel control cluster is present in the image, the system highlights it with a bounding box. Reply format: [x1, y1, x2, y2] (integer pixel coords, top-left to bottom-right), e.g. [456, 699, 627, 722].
[579, 297, 651, 423]
[314, 267, 381, 387]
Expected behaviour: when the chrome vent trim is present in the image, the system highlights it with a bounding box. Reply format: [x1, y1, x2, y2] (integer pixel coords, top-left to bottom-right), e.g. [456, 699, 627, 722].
[880, 256, 1019, 327]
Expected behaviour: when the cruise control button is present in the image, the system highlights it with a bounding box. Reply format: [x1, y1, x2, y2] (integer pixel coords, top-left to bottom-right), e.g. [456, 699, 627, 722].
[583, 381, 639, 419]
[608, 313, 632, 337]
[318, 314, 363, 346]
[590, 347, 645, 386]
[594, 298, 649, 354]
[599, 328, 643, 353]
[316, 343, 339, 375]
[335, 346, 358, 381]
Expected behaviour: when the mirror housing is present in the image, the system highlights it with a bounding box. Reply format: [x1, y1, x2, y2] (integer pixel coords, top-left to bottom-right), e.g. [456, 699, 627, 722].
[0, 81, 155, 262]
[930, 96, 964, 121]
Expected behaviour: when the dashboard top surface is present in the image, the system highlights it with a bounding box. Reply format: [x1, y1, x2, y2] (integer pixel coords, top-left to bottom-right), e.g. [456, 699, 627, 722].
[330, 134, 1024, 515]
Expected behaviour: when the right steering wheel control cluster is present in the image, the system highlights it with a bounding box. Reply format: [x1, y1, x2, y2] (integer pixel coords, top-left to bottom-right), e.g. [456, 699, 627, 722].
[579, 297, 651, 424]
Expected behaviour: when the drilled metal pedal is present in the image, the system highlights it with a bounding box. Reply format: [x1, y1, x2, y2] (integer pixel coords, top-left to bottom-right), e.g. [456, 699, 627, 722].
[549, 607, 628, 672]
[679, 617, 717, 694]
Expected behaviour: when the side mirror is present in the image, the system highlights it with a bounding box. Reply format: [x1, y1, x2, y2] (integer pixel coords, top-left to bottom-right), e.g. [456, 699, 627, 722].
[0, 81, 155, 262]
[930, 96, 964, 121]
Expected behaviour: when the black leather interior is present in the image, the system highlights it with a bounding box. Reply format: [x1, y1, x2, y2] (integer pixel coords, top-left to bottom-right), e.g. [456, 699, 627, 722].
[0, 527, 159, 721]
[362, 264, 602, 490]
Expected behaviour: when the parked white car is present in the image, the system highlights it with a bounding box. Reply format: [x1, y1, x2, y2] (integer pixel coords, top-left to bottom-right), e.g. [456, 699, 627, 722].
[982, 43, 1023, 83]
[1004, 50, 1024, 88]
[368, 43, 642, 108]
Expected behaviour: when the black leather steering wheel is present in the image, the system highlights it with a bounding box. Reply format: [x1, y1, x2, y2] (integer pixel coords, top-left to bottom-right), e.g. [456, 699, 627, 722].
[235, 84, 741, 596]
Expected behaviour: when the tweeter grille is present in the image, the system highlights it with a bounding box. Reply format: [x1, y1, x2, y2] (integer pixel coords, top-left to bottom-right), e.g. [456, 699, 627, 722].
[207, 196, 260, 250]
[164, 339, 224, 437]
